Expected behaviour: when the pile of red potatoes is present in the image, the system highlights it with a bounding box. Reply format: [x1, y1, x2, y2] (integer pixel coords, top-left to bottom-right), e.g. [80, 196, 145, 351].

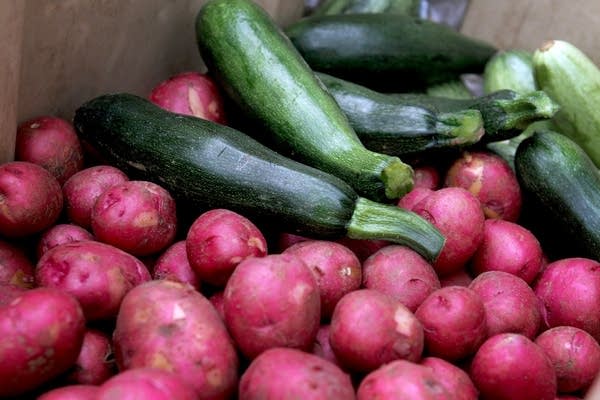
[1, 71, 599, 400]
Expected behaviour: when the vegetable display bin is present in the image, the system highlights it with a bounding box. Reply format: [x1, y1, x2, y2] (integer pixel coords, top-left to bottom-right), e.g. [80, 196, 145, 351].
[1, 0, 600, 398]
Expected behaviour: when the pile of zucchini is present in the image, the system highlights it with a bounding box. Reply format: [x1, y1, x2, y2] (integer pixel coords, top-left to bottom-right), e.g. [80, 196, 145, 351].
[74, 0, 600, 262]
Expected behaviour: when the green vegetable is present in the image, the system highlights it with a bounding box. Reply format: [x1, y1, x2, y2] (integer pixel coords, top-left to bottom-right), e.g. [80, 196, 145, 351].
[515, 128, 600, 261]
[311, 0, 420, 17]
[73, 93, 445, 262]
[195, 0, 413, 201]
[426, 80, 473, 100]
[484, 49, 537, 95]
[533, 39, 600, 167]
[390, 89, 559, 142]
[285, 13, 497, 91]
[317, 72, 484, 157]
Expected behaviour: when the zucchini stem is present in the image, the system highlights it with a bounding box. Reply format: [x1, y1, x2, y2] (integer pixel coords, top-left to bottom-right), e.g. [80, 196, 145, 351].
[436, 109, 485, 146]
[346, 197, 445, 262]
[495, 90, 560, 131]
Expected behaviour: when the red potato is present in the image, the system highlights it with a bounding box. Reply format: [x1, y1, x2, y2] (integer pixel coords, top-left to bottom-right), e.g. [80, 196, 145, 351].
[36, 240, 151, 321]
[0, 161, 63, 238]
[63, 165, 129, 230]
[312, 324, 341, 366]
[440, 269, 473, 287]
[37, 385, 100, 400]
[152, 240, 201, 290]
[362, 245, 440, 312]
[0, 284, 27, 306]
[397, 187, 434, 211]
[239, 347, 356, 400]
[96, 368, 197, 400]
[0, 238, 35, 288]
[283, 240, 362, 319]
[444, 150, 522, 222]
[149, 71, 228, 124]
[357, 359, 452, 400]
[329, 289, 424, 373]
[469, 271, 542, 339]
[470, 333, 557, 400]
[412, 187, 485, 276]
[535, 326, 600, 393]
[415, 286, 487, 361]
[223, 253, 320, 359]
[0, 288, 86, 397]
[186, 208, 268, 287]
[91, 180, 177, 256]
[15, 116, 84, 185]
[66, 329, 115, 385]
[113, 280, 239, 400]
[533, 257, 600, 341]
[37, 223, 95, 259]
[471, 219, 544, 284]
[414, 164, 441, 190]
[421, 357, 479, 400]
[335, 237, 390, 262]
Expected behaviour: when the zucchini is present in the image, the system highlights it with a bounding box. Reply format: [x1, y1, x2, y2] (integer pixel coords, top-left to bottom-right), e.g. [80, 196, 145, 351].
[533, 40, 600, 167]
[311, 0, 420, 17]
[389, 89, 559, 142]
[73, 93, 444, 262]
[195, 0, 413, 202]
[284, 13, 497, 91]
[483, 49, 537, 95]
[515, 128, 600, 261]
[426, 80, 473, 100]
[316, 72, 485, 157]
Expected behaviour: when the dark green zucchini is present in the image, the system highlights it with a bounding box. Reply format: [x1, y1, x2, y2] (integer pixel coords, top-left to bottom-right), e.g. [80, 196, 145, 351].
[73, 93, 444, 262]
[311, 0, 420, 17]
[390, 89, 559, 142]
[515, 128, 600, 260]
[316, 72, 484, 157]
[195, 0, 413, 202]
[285, 13, 496, 91]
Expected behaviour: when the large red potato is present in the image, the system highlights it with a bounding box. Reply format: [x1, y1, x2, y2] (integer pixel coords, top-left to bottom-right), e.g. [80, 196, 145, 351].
[415, 286, 487, 361]
[15, 115, 84, 184]
[357, 359, 453, 399]
[239, 347, 356, 399]
[0, 238, 35, 288]
[96, 368, 197, 400]
[149, 71, 228, 124]
[186, 208, 267, 287]
[0, 288, 86, 397]
[533, 257, 600, 341]
[113, 280, 239, 400]
[0, 161, 63, 238]
[444, 150, 522, 221]
[470, 333, 557, 400]
[535, 326, 600, 394]
[62, 165, 129, 229]
[362, 245, 440, 312]
[223, 253, 320, 359]
[283, 239, 362, 319]
[36, 240, 151, 320]
[471, 219, 544, 284]
[469, 270, 542, 339]
[411, 187, 485, 276]
[91, 180, 177, 256]
[329, 288, 424, 373]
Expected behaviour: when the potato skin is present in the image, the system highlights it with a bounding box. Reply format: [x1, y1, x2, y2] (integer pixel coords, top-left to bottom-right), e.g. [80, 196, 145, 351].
[0, 238, 35, 288]
[0, 288, 86, 397]
[96, 368, 197, 400]
[35, 240, 151, 320]
[113, 280, 239, 400]
[239, 347, 356, 400]
[37, 384, 100, 400]
[0, 161, 63, 238]
[223, 253, 321, 359]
